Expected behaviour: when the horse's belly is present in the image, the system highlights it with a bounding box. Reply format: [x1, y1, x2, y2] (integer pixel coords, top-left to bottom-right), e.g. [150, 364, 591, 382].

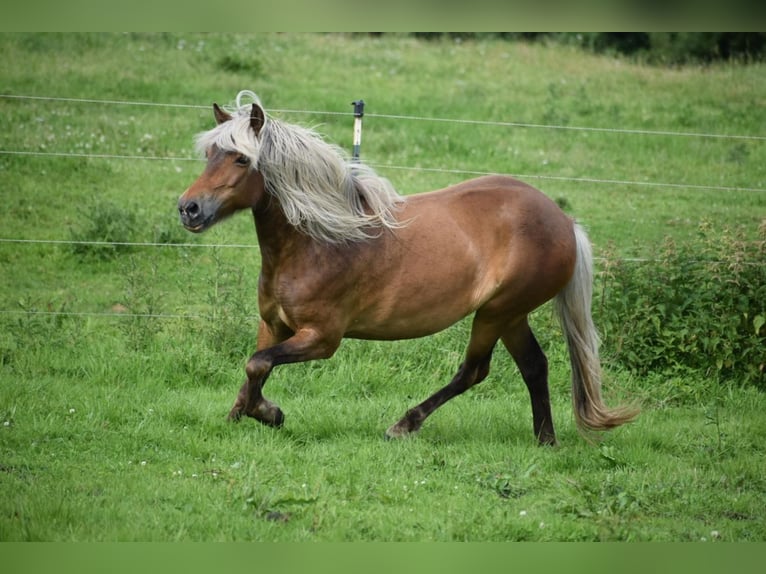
[343, 234, 505, 340]
[344, 311, 468, 341]
[343, 278, 482, 341]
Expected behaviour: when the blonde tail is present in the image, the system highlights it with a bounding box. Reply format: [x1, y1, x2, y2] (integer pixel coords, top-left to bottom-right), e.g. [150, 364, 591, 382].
[554, 224, 639, 433]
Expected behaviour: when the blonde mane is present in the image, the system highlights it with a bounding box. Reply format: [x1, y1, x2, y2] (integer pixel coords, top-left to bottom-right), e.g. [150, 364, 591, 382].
[194, 90, 404, 243]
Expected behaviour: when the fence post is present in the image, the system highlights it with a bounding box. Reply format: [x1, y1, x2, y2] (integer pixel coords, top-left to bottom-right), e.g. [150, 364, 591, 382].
[351, 99, 364, 162]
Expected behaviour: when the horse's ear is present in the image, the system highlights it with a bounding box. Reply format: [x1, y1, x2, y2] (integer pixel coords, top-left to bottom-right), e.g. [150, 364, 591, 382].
[250, 104, 265, 136]
[213, 103, 232, 125]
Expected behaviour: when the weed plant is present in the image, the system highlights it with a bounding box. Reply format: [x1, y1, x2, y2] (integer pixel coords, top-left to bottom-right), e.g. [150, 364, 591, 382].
[69, 200, 139, 260]
[598, 220, 766, 386]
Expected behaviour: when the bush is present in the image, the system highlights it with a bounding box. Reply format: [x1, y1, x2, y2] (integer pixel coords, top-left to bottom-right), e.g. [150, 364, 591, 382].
[597, 220, 766, 387]
[564, 32, 766, 64]
[69, 200, 138, 260]
[645, 33, 766, 65]
[405, 33, 766, 65]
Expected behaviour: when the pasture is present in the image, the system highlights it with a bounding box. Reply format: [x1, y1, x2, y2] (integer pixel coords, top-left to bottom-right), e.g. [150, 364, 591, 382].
[1, 33, 765, 541]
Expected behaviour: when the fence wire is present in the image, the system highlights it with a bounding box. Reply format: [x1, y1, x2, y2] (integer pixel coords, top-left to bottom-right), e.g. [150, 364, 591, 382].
[1, 92, 763, 322]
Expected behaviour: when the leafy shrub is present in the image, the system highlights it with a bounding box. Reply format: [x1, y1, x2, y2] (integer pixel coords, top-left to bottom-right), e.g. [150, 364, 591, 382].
[406, 33, 766, 65]
[152, 216, 193, 245]
[0, 297, 73, 369]
[120, 257, 166, 349]
[217, 54, 263, 75]
[645, 32, 766, 65]
[597, 220, 766, 387]
[544, 33, 766, 64]
[198, 250, 259, 362]
[69, 200, 138, 260]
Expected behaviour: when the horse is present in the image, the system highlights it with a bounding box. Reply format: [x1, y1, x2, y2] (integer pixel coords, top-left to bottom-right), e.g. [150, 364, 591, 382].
[177, 90, 638, 445]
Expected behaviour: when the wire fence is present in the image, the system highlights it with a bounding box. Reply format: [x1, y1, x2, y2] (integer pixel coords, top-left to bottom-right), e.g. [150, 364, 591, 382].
[0, 238, 256, 249]
[1, 93, 763, 322]
[0, 309, 212, 321]
[3, 93, 765, 141]
[2, 94, 765, 195]
[3, 148, 763, 194]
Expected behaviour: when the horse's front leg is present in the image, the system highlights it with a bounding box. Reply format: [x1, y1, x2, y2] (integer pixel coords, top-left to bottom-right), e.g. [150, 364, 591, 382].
[228, 320, 282, 424]
[228, 326, 340, 427]
[228, 379, 284, 427]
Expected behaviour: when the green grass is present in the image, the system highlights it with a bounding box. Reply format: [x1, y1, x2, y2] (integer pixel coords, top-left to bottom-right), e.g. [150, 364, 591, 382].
[1, 33, 765, 541]
[4, 324, 764, 541]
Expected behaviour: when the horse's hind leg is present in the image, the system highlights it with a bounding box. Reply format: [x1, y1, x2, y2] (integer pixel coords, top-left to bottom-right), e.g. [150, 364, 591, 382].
[386, 314, 500, 439]
[501, 319, 557, 445]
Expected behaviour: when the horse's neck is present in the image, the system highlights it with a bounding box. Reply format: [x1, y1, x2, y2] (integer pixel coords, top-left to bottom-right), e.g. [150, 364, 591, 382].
[251, 194, 381, 283]
[251, 196, 312, 266]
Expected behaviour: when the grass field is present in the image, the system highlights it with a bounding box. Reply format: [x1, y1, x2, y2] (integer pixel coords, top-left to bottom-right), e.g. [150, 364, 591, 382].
[1, 33, 765, 541]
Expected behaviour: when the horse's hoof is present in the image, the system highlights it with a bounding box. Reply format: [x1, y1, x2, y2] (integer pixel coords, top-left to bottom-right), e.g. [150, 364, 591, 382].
[384, 423, 413, 440]
[536, 432, 558, 447]
[269, 408, 285, 428]
[227, 409, 243, 422]
[537, 438, 558, 447]
[254, 405, 284, 428]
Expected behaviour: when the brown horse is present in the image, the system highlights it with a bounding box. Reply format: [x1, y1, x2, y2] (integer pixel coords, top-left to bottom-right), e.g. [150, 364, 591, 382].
[178, 91, 637, 445]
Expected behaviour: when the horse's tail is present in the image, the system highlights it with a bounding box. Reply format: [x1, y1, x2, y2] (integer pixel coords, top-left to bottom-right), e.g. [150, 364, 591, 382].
[554, 223, 639, 434]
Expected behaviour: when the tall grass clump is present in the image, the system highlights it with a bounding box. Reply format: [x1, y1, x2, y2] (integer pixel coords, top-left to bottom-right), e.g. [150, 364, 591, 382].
[69, 200, 139, 260]
[598, 220, 766, 387]
[198, 250, 260, 362]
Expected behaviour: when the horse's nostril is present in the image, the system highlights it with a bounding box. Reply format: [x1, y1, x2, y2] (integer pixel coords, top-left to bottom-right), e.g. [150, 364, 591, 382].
[179, 200, 200, 218]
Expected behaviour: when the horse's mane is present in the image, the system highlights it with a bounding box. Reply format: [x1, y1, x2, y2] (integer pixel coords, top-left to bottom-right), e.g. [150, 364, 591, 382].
[194, 91, 404, 244]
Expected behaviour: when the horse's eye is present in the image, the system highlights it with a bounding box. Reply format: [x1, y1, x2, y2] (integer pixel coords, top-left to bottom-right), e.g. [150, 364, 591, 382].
[234, 155, 251, 167]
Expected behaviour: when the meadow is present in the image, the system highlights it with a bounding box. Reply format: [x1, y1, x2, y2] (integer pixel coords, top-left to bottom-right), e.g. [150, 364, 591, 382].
[1, 33, 765, 541]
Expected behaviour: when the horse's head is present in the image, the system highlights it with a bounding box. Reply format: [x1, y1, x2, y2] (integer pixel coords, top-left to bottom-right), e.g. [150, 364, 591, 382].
[178, 101, 266, 233]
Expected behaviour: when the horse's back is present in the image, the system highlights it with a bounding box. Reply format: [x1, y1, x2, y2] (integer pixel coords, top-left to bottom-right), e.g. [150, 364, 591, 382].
[401, 175, 576, 275]
[405, 175, 567, 224]
[407, 175, 577, 310]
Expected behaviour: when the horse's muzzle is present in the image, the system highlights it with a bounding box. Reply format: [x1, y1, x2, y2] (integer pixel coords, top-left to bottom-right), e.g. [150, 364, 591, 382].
[178, 197, 210, 232]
